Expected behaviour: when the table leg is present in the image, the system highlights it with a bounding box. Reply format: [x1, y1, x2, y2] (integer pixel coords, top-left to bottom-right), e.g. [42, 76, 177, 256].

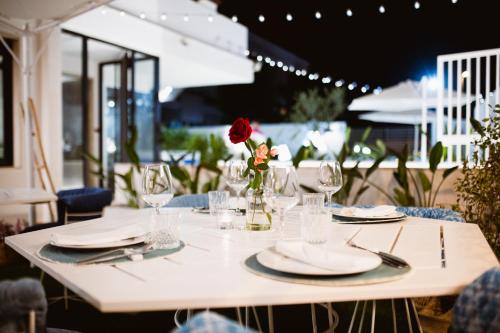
[370, 300, 376, 333]
[410, 299, 423, 333]
[357, 301, 368, 333]
[267, 305, 274, 333]
[251, 306, 262, 332]
[348, 301, 360, 333]
[236, 307, 243, 325]
[404, 298, 414, 333]
[391, 299, 398, 333]
[310, 303, 318, 333]
[245, 306, 249, 329]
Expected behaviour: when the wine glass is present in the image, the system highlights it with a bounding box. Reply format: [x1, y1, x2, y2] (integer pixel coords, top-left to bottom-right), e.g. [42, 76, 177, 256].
[226, 160, 249, 215]
[264, 165, 300, 234]
[142, 163, 174, 215]
[318, 160, 343, 208]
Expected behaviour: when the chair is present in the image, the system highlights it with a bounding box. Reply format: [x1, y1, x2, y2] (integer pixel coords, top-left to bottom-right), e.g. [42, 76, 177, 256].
[166, 194, 208, 208]
[0, 278, 80, 333]
[172, 311, 255, 333]
[450, 267, 500, 333]
[22, 187, 112, 233]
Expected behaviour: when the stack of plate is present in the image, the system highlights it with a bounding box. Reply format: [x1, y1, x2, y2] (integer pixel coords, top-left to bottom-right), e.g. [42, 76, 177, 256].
[331, 209, 406, 224]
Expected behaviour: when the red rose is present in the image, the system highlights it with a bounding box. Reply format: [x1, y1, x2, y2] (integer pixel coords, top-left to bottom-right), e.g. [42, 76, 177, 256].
[229, 118, 252, 144]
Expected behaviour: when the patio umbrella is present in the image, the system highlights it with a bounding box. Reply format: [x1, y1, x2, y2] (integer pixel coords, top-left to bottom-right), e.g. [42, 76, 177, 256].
[348, 79, 467, 112]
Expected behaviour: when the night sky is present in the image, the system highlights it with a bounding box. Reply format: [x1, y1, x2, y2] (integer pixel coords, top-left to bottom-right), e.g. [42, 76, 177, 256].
[168, 0, 499, 124]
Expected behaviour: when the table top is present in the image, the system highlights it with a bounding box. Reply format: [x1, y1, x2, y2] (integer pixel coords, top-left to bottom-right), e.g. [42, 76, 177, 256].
[6, 207, 498, 313]
[0, 188, 57, 205]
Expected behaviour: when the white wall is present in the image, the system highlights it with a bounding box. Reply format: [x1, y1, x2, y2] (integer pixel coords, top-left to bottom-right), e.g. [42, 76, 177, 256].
[0, 28, 63, 222]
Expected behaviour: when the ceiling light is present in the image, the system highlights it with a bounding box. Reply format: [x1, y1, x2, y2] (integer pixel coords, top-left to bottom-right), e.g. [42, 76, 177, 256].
[315, 11, 322, 19]
[286, 13, 293, 22]
[414, 1, 421, 9]
[258, 15, 265, 22]
[346, 9, 353, 17]
[379, 6, 386, 14]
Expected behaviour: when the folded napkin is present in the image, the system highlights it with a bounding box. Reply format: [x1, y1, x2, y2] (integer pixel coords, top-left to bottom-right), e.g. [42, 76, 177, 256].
[275, 240, 367, 272]
[339, 205, 397, 218]
[50, 224, 147, 246]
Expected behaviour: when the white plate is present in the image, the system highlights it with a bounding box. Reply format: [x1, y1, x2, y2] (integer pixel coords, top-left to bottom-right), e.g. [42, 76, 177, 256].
[331, 209, 406, 220]
[335, 217, 406, 224]
[256, 246, 382, 276]
[50, 236, 146, 249]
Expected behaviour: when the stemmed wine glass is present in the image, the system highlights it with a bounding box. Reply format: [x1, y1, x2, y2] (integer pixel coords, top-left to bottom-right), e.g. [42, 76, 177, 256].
[318, 160, 343, 208]
[142, 163, 174, 215]
[264, 165, 300, 234]
[226, 160, 249, 215]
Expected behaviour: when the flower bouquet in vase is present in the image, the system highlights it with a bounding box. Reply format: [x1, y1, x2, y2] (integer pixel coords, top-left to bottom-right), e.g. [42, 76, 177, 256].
[228, 118, 278, 231]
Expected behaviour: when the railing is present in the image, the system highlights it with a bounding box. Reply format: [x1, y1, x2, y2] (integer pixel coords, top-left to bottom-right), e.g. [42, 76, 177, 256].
[436, 48, 500, 163]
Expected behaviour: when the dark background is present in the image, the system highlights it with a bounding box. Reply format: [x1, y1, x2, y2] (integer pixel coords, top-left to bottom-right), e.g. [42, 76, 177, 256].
[163, 0, 499, 125]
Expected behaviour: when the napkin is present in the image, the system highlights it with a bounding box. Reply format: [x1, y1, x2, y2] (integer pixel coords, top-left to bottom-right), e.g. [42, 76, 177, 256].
[275, 240, 360, 272]
[339, 205, 397, 218]
[50, 224, 147, 246]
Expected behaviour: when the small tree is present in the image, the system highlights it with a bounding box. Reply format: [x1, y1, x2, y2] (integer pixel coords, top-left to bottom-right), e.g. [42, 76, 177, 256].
[290, 87, 346, 127]
[456, 105, 500, 257]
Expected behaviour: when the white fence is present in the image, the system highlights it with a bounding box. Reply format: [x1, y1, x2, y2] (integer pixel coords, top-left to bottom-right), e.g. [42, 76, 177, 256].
[437, 48, 500, 163]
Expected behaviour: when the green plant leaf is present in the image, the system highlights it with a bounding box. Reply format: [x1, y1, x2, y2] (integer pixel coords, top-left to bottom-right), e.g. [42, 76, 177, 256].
[417, 171, 432, 192]
[429, 142, 443, 172]
[470, 118, 485, 136]
[360, 127, 372, 143]
[366, 155, 385, 178]
[256, 163, 269, 171]
[443, 166, 458, 179]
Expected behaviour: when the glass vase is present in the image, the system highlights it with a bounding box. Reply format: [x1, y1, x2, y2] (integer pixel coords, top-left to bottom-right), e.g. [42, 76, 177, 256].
[246, 187, 272, 231]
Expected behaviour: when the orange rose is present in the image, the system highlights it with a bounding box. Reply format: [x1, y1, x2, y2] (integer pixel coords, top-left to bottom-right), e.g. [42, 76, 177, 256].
[254, 157, 264, 166]
[255, 144, 269, 160]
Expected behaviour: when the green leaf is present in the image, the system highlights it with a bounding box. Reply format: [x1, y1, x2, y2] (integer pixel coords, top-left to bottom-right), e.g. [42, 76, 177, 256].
[360, 127, 372, 143]
[356, 186, 370, 197]
[366, 155, 385, 178]
[429, 142, 443, 172]
[443, 166, 458, 179]
[470, 118, 485, 136]
[256, 163, 269, 171]
[417, 171, 432, 192]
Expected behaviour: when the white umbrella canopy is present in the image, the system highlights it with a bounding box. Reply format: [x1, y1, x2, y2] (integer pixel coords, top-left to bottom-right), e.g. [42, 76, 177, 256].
[0, 0, 110, 35]
[348, 79, 467, 112]
[359, 110, 436, 125]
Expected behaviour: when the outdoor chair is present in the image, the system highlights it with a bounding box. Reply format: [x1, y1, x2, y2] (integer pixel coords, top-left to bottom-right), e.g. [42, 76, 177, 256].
[23, 187, 112, 233]
[172, 311, 255, 333]
[166, 194, 209, 208]
[0, 278, 80, 333]
[450, 267, 500, 333]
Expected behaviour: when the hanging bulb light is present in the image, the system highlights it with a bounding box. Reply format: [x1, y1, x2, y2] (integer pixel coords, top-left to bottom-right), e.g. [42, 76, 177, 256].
[232, 15, 238, 22]
[286, 13, 293, 22]
[282, 65, 288, 71]
[451, 0, 458, 4]
[258, 15, 265, 22]
[346, 9, 353, 17]
[315, 11, 322, 19]
[335, 80, 344, 87]
[256, 55, 263, 62]
[379, 5, 386, 14]
[414, 1, 421, 9]
[244, 50, 250, 56]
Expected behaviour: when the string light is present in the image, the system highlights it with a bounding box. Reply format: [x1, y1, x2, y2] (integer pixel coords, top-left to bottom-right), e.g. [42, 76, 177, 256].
[286, 13, 293, 22]
[373, 87, 383, 95]
[232, 15, 238, 22]
[282, 65, 288, 71]
[361, 84, 370, 93]
[258, 15, 265, 22]
[264, 57, 271, 63]
[269, 61, 276, 67]
[315, 11, 322, 19]
[348, 82, 357, 90]
[379, 6, 386, 14]
[346, 9, 353, 17]
[277, 61, 283, 67]
[451, 0, 458, 4]
[244, 50, 250, 56]
[414, 1, 421, 10]
[335, 80, 344, 87]
[256, 55, 263, 61]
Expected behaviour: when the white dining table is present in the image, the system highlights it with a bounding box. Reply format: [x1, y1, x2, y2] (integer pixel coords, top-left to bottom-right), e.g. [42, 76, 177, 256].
[5, 207, 498, 313]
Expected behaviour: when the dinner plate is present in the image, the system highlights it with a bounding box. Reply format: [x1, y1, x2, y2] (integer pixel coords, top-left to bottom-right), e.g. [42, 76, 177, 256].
[334, 217, 406, 224]
[50, 236, 146, 249]
[331, 209, 406, 221]
[256, 246, 382, 276]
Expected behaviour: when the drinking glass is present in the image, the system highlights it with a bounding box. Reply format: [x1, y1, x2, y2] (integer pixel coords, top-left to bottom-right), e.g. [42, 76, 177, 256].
[300, 210, 329, 244]
[226, 160, 249, 215]
[155, 210, 181, 249]
[208, 191, 233, 229]
[302, 193, 325, 212]
[318, 161, 343, 208]
[142, 163, 174, 215]
[264, 166, 300, 234]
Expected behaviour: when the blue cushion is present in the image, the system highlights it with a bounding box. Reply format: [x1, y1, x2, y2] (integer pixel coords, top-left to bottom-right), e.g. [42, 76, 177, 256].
[57, 187, 113, 224]
[166, 194, 209, 208]
[327, 203, 464, 222]
[172, 312, 255, 333]
[451, 268, 500, 333]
